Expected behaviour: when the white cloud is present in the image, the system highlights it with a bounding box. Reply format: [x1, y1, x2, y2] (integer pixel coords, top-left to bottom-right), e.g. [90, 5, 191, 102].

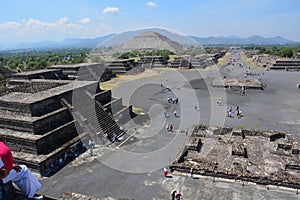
[57, 17, 69, 24]
[146, 1, 157, 7]
[0, 17, 114, 44]
[102, 7, 120, 14]
[25, 18, 51, 29]
[0, 21, 21, 29]
[79, 17, 91, 24]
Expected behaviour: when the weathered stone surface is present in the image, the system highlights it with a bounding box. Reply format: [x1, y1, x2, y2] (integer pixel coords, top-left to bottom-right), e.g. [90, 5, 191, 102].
[0, 66, 133, 176]
[171, 124, 300, 189]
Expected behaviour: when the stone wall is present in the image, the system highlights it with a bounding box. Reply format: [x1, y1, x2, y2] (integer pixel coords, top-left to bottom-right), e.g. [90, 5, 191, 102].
[36, 121, 78, 155]
[94, 90, 112, 105]
[104, 98, 124, 114]
[31, 95, 64, 117]
[33, 108, 73, 135]
[0, 101, 31, 115]
[0, 118, 33, 132]
[2, 135, 37, 154]
[113, 105, 133, 125]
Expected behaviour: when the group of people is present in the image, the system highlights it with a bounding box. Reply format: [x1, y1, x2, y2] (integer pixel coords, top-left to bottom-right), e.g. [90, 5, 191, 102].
[164, 95, 179, 133]
[0, 138, 42, 199]
[166, 123, 173, 132]
[226, 105, 242, 119]
[167, 97, 179, 104]
[164, 110, 178, 118]
[43, 141, 88, 177]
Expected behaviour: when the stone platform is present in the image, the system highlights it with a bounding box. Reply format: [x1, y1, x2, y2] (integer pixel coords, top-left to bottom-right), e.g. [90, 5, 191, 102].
[171, 125, 300, 189]
[212, 78, 265, 90]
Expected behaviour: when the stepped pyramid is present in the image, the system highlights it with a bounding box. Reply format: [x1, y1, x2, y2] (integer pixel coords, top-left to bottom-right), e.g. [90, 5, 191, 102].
[113, 31, 185, 53]
[0, 64, 134, 176]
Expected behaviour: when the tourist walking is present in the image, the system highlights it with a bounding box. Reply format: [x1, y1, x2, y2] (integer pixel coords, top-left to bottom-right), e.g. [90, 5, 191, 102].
[170, 190, 177, 200]
[237, 110, 242, 119]
[190, 168, 194, 179]
[175, 192, 182, 200]
[169, 124, 173, 132]
[174, 111, 177, 117]
[229, 111, 232, 118]
[163, 167, 168, 177]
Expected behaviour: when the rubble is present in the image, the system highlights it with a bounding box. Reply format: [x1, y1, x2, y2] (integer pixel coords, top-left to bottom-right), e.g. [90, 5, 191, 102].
[171, 125, 300, 189]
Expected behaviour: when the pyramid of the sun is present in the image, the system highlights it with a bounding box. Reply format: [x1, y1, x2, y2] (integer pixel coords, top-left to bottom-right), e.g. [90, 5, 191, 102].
[113, 31, 185, 53]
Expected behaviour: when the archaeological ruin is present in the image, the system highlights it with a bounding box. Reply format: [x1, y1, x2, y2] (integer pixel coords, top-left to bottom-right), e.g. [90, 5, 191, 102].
[270, 60, 300, 71]
[105, 58, 137, 74]
[138, 56, 168, 68]
[212, 77, 265, 90]
[170, 125, 300, 189]
[0, 64, 134, 176]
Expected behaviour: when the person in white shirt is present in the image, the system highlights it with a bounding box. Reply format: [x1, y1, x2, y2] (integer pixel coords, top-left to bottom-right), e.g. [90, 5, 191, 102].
[1, 159, 42, 199]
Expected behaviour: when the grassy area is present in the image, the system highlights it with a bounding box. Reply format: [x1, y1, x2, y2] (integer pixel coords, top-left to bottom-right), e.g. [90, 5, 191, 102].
[132, 106, 146, 115]
[168, 55, 181, 62]
[133, 57, 140, 62]
[203, 52, 232, 70]
[240, 52, 265, 70]
[217, 52, 232, 67]
[99, 77, 121, 91]
[236, 125, 246, 129]
[100, 69, 166, 91]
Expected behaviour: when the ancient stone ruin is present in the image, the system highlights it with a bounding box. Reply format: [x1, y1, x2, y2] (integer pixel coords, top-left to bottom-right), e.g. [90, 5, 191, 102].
[171, 125, 300, 189]
[113, 31, 185, 53]
[105, 59, 137, 74]
[270, 60, 300, 71]
[170, 57, 191, 69]
[212, 77, 265, 90]
[47, 63, 115, 82]
[0, 64, 134, 176]
[138, 56, 168, 68]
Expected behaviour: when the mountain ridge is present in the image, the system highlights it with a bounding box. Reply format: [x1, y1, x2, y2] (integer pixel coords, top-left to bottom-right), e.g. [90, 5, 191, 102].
[1, 30, 299, 50]
[189, 35, 298, 45]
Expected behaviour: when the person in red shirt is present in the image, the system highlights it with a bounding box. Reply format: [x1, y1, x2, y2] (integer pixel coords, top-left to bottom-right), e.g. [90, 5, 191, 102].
[0, 139, 42, 199]
[0, 139, 20, 178]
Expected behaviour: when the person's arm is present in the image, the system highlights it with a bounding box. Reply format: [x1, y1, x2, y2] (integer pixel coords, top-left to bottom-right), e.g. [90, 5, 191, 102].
[13, 164, 21, 172]
[2, 169, 18, 184]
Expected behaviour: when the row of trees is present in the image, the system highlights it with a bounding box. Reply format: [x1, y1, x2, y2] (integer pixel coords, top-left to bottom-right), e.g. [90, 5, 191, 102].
[0, 48, 90, 71]
[244, 46, 300, 58]
[114, 47, 221, 60]
[115, 49, 174, 60]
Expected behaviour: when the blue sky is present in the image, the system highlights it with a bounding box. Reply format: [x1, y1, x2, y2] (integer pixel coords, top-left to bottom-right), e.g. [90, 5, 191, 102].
[0, 0, 299, 44]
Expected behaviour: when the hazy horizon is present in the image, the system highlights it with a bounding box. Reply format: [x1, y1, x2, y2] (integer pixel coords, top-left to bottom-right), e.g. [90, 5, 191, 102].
[1, 0, 299, 45]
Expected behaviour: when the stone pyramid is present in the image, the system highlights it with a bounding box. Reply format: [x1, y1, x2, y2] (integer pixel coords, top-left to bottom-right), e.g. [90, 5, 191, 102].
[113, 31, 185, 53]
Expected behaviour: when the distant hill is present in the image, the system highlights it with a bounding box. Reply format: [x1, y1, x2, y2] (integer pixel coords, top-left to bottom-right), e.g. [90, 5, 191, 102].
[4, 34, 115, 50]
[189, 35, 299, 45]
[1, 28, 299, 50]
[98, 28, 199, 48]
[112, 31, 185, 53]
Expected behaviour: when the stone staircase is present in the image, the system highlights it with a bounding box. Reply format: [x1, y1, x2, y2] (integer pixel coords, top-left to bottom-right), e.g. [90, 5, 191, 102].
[64, 90, 125, 143]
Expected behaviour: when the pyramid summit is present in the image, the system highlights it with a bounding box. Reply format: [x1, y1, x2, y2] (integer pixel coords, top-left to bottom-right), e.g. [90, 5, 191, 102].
[113, 31, 185, 53]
